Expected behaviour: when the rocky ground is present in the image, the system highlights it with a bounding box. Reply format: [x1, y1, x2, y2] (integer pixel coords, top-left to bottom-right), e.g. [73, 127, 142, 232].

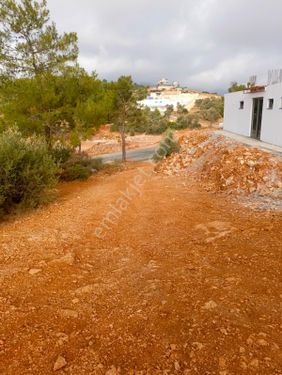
[155, 130, 282, 210]
[0, 161, 281, 374]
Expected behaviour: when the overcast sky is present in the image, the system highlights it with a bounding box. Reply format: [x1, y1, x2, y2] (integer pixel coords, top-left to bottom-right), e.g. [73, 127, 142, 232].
[47, 0, 282, 93]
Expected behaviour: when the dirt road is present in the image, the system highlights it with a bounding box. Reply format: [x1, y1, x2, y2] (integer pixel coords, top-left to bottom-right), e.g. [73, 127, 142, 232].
[0, 163, 281, 374]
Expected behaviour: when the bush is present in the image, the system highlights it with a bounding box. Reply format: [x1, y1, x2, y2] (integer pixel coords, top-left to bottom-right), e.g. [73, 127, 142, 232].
[201, 107, 222, 123]
[153, 130, 180, 162]
[60, 163, 91, 181]
[50, 142, 72, 164]
[145, 118, 170, 135]
[90, 157, 104, 171]
[195, 97, 224, 122]
[172, 114, 201, 130]
[60, 153, 103, 181]
[0, 128, 58, 215]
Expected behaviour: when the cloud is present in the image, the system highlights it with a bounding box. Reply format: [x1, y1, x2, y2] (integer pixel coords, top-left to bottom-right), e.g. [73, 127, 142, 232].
[47, 0, 282, 92]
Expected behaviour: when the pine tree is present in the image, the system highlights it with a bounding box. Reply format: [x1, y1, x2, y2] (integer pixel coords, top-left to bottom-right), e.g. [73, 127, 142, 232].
[0, 0, 78, 77]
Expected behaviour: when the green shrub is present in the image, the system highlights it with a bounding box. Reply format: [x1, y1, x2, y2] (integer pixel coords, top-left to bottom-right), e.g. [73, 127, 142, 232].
[145, 118, 170, 135]
[90, 157, 104, 171]
[172, 114, 201, 130]
[60, 163, 92, 181]
[195, 97, 224, 122]
[60, 153, 104, 181]
[153, 130, 180, 162]
[50, 142, 72, 164]
[0, 128, 58, 215]
[201, 107, 222, 123]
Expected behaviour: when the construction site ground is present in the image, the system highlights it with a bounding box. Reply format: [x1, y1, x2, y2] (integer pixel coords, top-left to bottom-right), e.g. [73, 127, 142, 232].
[217, 130, 282, 156]
[0, 159, 281, 374]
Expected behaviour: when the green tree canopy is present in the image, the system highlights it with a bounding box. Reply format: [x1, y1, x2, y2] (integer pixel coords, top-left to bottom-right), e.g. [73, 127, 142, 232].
[0, 66, 115, 145]
[164, 104, 174, 119]
[0, 0, 78, 77]
[228, 82, 246, 93]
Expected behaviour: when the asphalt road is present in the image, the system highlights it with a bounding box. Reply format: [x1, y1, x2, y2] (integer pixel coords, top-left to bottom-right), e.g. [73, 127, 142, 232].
[95, 146, 157, 162]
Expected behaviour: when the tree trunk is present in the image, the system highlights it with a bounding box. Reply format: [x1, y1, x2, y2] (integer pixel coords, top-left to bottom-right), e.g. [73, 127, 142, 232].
[44, 122, 52, 149]
[120, 125, 126, 162]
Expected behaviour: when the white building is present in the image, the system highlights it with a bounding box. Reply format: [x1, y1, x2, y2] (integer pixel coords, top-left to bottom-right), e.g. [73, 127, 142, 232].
[138, 92, 199, 114]
[158, 78, 170, 86]
[224, 81, 282, 147]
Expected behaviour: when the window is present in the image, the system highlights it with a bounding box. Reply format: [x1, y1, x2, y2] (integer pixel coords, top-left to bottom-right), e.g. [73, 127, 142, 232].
[239, 101, 244, 109]
[267, 98, 274, 109]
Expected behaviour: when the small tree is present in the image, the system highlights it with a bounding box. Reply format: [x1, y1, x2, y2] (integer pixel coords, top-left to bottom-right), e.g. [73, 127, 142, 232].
[176, 103, 188, 114]
[153, 130, 180, 162]
[174, 114, 201, 130]
[112, 76, 139, 162]
[164, 104, 174, 119]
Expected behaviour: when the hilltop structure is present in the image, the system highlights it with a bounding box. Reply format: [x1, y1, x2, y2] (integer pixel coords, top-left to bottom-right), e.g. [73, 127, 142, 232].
[157, 78, 180, 90]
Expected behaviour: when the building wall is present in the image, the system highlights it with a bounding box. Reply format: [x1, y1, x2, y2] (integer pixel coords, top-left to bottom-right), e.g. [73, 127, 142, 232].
[224, 82, 282, 147]
[260, 83, 282, 146]
[224, 91, 253, 137]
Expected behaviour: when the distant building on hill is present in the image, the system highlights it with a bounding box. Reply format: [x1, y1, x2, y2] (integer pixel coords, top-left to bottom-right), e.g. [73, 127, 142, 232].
[156, 78, 180, 91]
[158, 78, 169, 86]
[137, 78, 204, 114]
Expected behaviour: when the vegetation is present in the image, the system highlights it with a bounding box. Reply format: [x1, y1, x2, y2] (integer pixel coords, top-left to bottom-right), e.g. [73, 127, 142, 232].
[164, 105, 174, 119]
[141, 109, 171, 135]
[194, 97, 224, 123]
[111, 76, 135, 161]
[172, 113, 201, 130]
[0, 0, 78, 77]
[0, 0, 115, 149]
[0, 128, 58, 215]
[0, 0, 221, 216]
[0, 0, 115, 216]
[50, 142, 72, 165]
[228, 82, 246, 93]
[60, 154, 103, 181]
[176, 103, 188, 115]
[110, 76, 148, 161]
[153, 130, 180, 162]
[126, 96, 222, 136]
[0, 65, 115, 147]
[113, 95, 223, 136]
[0, 0, 81, 145]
